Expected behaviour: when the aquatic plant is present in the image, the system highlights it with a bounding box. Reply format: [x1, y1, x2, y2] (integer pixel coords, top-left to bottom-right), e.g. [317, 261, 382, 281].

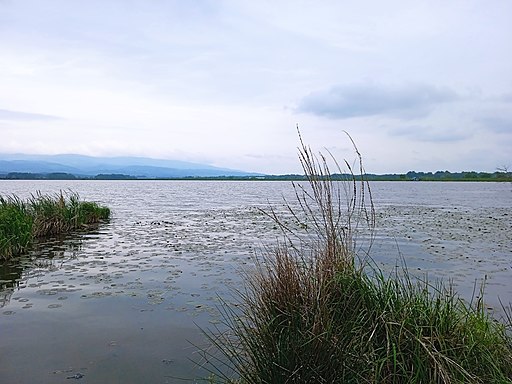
[201, 134, 512, 383]
[0, 191, 110, 260]
[0, 195, 33, 258]
[28, 191, 110, 237]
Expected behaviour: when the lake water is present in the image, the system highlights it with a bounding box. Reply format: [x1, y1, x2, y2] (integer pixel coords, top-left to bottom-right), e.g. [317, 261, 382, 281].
[1, 180, 511, 383]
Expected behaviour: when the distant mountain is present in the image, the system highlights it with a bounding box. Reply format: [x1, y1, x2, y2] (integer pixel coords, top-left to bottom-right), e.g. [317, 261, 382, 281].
[0, 159, 81, 174]
[0, 153, 260, 178]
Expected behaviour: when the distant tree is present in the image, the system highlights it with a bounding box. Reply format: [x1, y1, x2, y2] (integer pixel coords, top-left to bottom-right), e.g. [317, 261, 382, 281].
[6, 172, 43, 180]
[94, 174, 133, 180]
[463, 171, 478, 179]
[47, 173, 76, 180]
[496, 165, 511, 181]
[497, 165, 510, 174]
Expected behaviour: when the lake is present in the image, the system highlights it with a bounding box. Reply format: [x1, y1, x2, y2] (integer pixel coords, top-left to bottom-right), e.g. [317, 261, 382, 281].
[1, 180, 511, 383]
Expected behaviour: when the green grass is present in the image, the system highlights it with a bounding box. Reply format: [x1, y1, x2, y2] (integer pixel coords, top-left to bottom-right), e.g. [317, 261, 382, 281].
[0, 191, 110, 260]
[0, 195, 33, 259]
[201, 133, 512, 383]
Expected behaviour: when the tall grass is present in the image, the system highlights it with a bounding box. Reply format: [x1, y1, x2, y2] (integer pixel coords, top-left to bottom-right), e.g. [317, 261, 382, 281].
[201, 134, 512, 383]
[0, 195, 33, 259]
[0, 191, 110, 260]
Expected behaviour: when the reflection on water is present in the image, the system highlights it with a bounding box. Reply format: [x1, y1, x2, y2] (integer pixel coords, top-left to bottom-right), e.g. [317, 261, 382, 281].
[1, 234, 86, 307]
[0, 180, 510, 383]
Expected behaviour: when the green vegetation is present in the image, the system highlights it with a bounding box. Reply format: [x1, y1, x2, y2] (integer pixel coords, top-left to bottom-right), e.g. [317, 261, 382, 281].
[202, 137, 512, 383]
[256, 170, 512, 182]
[2, 172, 78, 180]
[1, 169, 511, 181]
[0, 195, 33, 259]
[0, 192, 110, 260]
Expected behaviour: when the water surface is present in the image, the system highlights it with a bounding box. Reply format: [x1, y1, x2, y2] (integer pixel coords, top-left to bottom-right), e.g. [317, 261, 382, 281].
[1, 180, 510, 382]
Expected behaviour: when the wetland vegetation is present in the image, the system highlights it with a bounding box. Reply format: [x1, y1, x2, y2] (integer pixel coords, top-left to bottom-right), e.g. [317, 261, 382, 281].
[203, 140, 512, 383]
[0, 191, 110, 260]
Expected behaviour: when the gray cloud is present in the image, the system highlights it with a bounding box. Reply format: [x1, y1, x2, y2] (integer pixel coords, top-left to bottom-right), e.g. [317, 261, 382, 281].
[390, 125, 471, 143]
[0, 109, 62, 121]
[498, 92, 512, 103]
[476, 116, 512, 134]
[297, 83, 459, 119]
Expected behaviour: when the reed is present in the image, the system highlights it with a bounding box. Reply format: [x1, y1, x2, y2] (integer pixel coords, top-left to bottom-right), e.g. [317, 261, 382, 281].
[28, 191, 110, 237]
[0, 191, 110, 260]
[201, 134, 512, 383]
[0, 195, 33, 258]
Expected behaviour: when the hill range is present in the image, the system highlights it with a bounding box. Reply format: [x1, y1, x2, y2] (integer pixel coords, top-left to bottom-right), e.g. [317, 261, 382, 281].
[0, 153, 260, 178]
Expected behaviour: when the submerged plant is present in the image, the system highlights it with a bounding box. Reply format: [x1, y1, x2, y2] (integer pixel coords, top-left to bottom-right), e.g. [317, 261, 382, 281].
[200, 133, 512, 383]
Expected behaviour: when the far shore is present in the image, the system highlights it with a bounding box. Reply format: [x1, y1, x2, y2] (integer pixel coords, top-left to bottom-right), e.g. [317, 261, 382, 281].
[1, 170, 511, 182]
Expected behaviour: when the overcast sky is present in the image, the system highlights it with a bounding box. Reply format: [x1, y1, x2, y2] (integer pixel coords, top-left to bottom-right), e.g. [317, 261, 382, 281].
[1, 1, 511, 174]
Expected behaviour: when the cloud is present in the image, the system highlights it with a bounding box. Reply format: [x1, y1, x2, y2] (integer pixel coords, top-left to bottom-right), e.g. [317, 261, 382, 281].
[297, 83, 459, 119]
[0, 108, 62, 121]
[476, 116, 512, 134]
[390, 125, 471, 143]
[497, 92, 512, 103]
[0, 2, 510, 174]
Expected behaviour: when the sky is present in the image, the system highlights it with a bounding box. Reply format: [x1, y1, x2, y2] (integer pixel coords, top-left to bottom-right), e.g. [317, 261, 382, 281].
[1, 0, 511, 174]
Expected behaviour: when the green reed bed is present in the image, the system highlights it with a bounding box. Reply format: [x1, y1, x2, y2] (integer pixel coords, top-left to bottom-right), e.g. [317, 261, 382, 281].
[0, 191, 110, 260]
[0, 195, 33, 259]
[202, 135, 512, 383]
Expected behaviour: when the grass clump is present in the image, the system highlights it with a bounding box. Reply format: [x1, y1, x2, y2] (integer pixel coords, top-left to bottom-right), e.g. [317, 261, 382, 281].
[0, 191, 110, 260]
[202, 133, 512, 383]
[0, 195, 33, 259]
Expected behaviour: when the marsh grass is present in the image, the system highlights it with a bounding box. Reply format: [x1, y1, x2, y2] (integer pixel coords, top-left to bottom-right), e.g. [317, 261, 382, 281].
[0, 191, 110, 260]
[200, 134, 512, 383]
[0, 195, 33, 259]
